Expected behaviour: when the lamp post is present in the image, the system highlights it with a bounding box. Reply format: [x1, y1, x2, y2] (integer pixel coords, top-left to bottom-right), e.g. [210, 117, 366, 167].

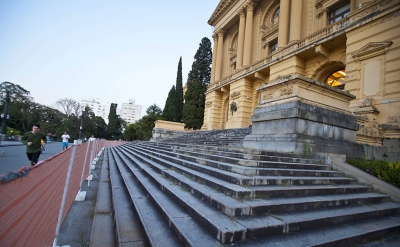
[79, 112, 83, 140]
[1, 90, 10, 135]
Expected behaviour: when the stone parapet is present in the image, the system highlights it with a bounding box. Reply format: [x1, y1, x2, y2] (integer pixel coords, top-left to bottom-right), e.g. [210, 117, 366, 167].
[154, 120, 185, 131]
[150, 128, 184, 142]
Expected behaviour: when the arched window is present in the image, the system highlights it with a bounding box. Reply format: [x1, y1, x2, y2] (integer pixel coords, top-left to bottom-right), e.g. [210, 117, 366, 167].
[325, 69, 346, 89]
[272, 8, 280, 24]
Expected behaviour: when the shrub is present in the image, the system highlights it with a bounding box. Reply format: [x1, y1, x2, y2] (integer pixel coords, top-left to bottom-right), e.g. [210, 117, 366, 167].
[348, 157, 400, 188]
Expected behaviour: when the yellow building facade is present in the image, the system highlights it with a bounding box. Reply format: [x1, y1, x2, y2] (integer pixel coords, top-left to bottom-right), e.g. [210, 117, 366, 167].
[204, 0, 400, 150]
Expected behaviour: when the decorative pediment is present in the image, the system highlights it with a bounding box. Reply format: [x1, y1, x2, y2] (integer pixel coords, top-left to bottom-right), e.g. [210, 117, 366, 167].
[351, 41, 393, 61]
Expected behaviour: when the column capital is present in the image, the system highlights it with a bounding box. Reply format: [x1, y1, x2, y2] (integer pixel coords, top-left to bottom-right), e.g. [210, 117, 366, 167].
[237, 7, 246, 17]
[217, 29, 225, 37]
[245, 1, 256, 12]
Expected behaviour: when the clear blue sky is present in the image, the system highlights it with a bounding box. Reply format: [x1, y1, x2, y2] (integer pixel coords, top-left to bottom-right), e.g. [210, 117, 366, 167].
[0, 0, 218, 116]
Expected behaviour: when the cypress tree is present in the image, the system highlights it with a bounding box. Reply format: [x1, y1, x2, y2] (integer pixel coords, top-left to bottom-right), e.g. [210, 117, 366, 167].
[107, 103, 121, 139]
[175, 57, 183, 122]
[162, 85, 177, 121]
[182, 37, 212, 129]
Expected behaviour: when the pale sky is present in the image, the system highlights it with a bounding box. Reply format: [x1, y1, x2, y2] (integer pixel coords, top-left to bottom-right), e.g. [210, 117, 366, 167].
[0, 0, 218, 117]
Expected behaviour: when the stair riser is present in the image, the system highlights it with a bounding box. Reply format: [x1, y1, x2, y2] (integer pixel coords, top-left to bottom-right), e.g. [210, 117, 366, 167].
[251, 196, 389, 215]
[257, 162, 329, 170]
[257, 170, 344, 177]
[254, 178, 355, 186]
[253, 187, 370, 198]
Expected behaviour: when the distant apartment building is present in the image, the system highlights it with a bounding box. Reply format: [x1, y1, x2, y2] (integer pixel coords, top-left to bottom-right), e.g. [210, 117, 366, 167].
[81, 98, 111, 124]
[120, 99, 142, 124]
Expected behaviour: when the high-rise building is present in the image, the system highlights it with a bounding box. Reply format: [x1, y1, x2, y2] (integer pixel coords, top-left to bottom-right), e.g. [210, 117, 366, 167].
[120, 99, 142, 124]
[81, 98, 111, 124]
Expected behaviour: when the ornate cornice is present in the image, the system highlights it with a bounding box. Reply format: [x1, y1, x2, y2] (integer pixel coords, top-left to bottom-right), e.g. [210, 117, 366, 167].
[208, 0, 239, 26]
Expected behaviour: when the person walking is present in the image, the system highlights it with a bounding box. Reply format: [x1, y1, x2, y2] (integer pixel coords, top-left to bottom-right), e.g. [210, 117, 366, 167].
[61, 131, 70, 151]
[21, 123, 47, 167]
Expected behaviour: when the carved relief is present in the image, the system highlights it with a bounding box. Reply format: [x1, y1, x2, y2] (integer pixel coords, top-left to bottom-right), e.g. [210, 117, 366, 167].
[388, 116, 400, 123]
[280, 86, 293, 96]
[361, 98, 374, 107]
[205, 101, 213, 107]
[230, 91, 241, 99]
[261, 91, 273, 101]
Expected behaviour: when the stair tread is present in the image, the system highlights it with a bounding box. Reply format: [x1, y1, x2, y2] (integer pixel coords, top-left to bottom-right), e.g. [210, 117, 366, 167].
[234, 215, 400, 246]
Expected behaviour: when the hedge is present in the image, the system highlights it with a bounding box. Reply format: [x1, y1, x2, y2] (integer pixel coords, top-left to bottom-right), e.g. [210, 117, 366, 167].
[347, 157, 400, 188]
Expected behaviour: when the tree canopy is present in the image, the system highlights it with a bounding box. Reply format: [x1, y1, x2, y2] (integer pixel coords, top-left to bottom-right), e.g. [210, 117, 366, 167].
[182, 37, 212, 129]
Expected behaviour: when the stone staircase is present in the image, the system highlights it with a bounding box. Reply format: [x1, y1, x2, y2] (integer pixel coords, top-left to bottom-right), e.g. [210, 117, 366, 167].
[159, 128, 252, 146]
[102, 142, 400, 246]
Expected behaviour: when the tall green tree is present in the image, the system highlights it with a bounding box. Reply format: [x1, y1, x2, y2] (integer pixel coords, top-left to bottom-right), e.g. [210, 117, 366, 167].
[92, 116, 108, 139]
[175, 57, 184, 121]
[0, 81, 34, 132]
[134, 104, 163, 141]
[107, 103, 122, 140]
[182, 37, 212, 129]
[162, 85, 177, 121]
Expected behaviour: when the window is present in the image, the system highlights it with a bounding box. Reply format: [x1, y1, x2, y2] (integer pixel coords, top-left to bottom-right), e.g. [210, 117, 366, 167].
[272, 8, 280, 24]
[269, 40, 278, 54]
[326, 69, 346, 90]
[329, 3, 350, 24]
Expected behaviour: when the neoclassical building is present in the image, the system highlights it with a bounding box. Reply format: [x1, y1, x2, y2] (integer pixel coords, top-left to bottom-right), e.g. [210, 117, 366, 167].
[203, 0, 400, 153]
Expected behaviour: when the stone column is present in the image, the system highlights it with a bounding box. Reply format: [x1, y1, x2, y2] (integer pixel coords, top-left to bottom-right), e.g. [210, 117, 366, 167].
[243, 2, 255, 66]
[322, 8, 328, 27]
[215, 29, 225, 81]
[211, 34, 218, 82]
[289, 0, 302, 42]
[350, 0, 356, 12]
[278, 0, 290, 48]
[236, 9, 246, 70]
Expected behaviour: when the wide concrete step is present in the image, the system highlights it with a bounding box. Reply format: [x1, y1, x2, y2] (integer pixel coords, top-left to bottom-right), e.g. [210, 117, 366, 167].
[111, 148, 247, 244]
[126, 145, 351, 185]
[233, 215, 400, 247]
[116, 146, 388, 216]
[109, 148, 223, 247]
[118, 145, 254, 200]
[108, 149, 180, 247]
[131, 144, 339, 177]
[135, 142, 328, 170]
[120, 145, 357, 198]
[110, 146, 400, 245]
[141, 142, 323, 165]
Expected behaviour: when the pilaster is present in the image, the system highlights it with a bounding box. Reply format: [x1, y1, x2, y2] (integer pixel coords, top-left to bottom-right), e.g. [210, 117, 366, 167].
[215, 29, 225, 81]
[243, 1, 256, 66]
[236, 8, 246, 70]
[278, 0, 290, 48]
[289, 0, 302, 42]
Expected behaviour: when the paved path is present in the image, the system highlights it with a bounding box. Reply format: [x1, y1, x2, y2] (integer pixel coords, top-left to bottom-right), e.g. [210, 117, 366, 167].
[0, 142, 65, 175]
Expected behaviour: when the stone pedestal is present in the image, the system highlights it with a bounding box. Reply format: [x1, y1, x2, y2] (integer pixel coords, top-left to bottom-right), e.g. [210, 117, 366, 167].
[243, 74, 364, 158]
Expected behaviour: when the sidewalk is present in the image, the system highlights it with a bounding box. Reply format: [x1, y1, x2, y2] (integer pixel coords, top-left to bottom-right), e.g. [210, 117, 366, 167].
[0, 140, 24, 147]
